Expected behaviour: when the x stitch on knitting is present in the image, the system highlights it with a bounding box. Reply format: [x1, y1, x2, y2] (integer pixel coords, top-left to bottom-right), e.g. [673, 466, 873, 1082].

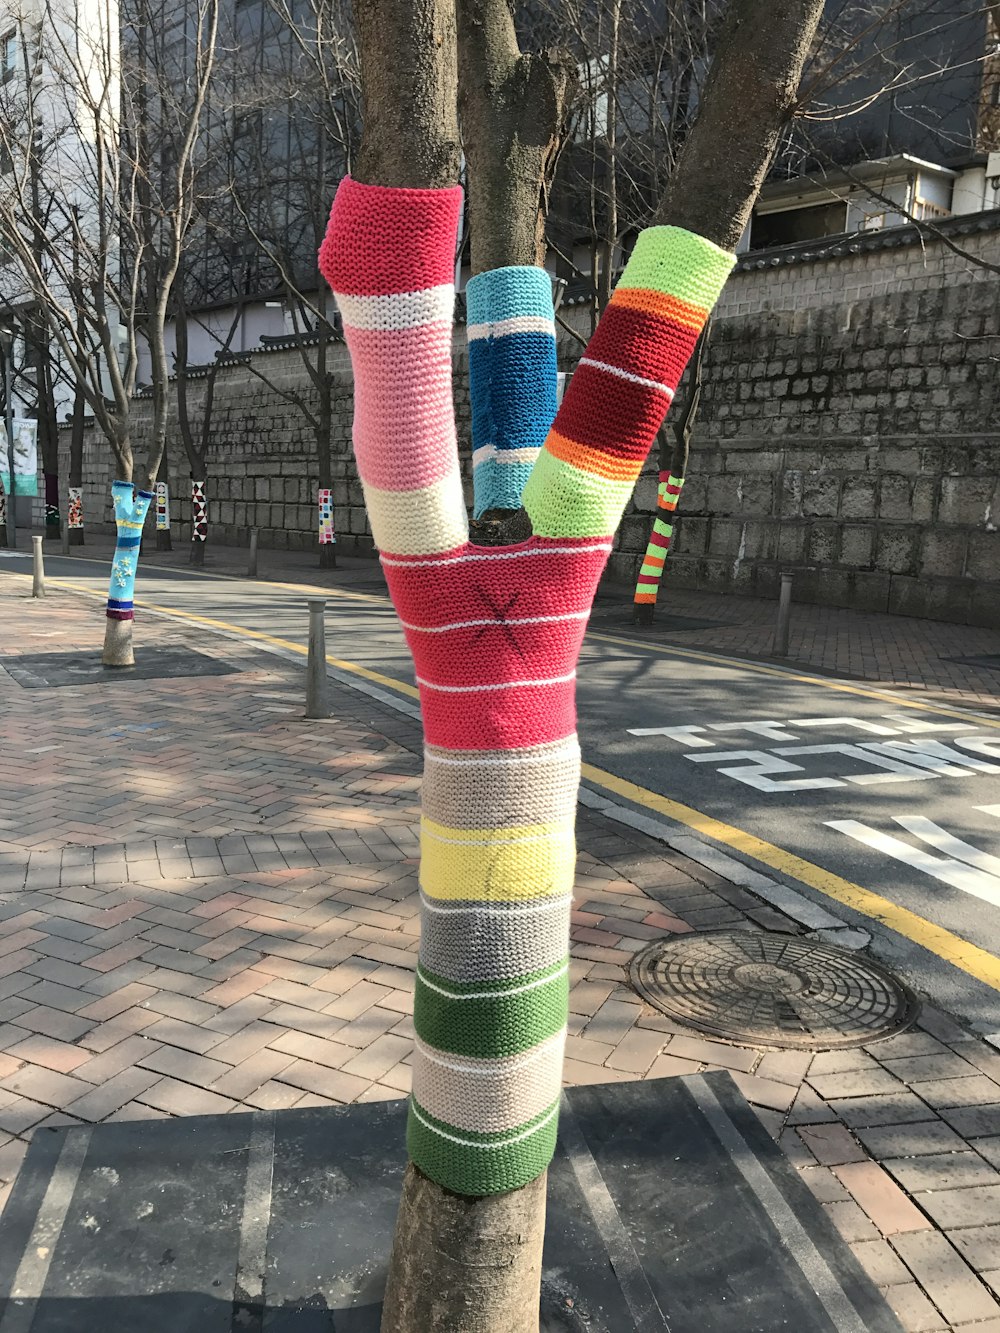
[320, 175, 734, 1196]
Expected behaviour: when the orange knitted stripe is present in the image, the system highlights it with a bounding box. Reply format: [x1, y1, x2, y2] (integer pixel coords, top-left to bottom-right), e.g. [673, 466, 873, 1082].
[613, 287, 708, 331]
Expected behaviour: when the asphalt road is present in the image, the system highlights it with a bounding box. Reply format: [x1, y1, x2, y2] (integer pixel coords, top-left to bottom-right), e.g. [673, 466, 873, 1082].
[5, 549, 1000, 1031]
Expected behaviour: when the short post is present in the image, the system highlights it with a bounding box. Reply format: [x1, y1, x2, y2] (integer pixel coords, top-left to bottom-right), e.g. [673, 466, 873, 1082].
[773, 571, 793, 657]
[247, 528, 259, 579]
[305, 597, 329, 720]
[31, 534, 45, 598]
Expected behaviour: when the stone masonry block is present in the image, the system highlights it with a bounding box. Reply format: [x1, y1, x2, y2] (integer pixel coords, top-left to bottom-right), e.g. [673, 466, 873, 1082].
[875, 528, 918, 575]
[939, 476, 997, 527]
[841, 477, 877, 519]
[966, 531, 1000, 584]
[802, 475, 841, 519]
[919, 530, 968, 580]
[840, 526, 874, 569]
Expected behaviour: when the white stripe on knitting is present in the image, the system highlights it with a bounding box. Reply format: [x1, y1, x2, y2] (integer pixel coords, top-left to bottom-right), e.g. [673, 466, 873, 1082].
[579, 355, 676, 399]
[417, 961, 569, 1002]
[380, 543, 612, 568]
[401, 611, 588, 634]
[416, 671, 576, 693]
[415, 1029, 566, 1076]
[471, 445, 541, 468]
[422, 825, 573, 848]
[424, 743, 580, 767]
[467, 315, 556, 341]
[336, 284, 454, 331]
[410, 1098, 560, 1150]
[419, 893, 574, 916]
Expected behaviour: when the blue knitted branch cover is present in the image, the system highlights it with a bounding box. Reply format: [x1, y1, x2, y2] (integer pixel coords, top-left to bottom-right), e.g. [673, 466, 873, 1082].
[466, 266, 558, 516]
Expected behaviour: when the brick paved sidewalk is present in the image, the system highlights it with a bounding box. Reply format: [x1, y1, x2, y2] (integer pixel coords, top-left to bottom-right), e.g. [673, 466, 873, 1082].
[2, 574, 1000, 1331]
[33, 528, 1000, 711]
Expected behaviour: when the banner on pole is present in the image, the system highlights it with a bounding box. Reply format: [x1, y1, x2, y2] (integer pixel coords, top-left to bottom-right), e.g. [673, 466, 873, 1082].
[0, 418, 39, 497]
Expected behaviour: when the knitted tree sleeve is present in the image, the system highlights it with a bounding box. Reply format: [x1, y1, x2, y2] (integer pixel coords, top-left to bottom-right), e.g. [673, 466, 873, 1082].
[320, 177, 734, 1197]
[466, 265, 558, 516]
[105, 481, 153, 623]
[634, 471, 685, 608]
[522, 228, 734, 539]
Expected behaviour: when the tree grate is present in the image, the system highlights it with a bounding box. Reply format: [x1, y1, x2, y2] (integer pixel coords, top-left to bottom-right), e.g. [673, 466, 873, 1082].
[629, 930, 919, 1051]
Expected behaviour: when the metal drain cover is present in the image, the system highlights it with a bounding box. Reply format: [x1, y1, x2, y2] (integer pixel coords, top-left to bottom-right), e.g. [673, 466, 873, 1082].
[630, 930, 919, 1051]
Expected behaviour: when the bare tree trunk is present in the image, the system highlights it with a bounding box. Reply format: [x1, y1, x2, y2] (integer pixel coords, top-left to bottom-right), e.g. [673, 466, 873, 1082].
[655, 0, 824, 251]
[456, 0, 573, 275]
[68, 378, 86, 546]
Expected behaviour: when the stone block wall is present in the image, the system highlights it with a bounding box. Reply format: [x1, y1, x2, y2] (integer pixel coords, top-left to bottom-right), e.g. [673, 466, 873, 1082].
[66, 213, 1000, 627]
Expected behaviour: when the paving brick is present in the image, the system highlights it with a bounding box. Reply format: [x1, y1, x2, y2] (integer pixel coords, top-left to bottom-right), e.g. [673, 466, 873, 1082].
[137, 1077, 238, 1117]
[916, 1076, 1000, 1110]
[15, 1006, 94, 1042]
[833, 1161, 932, 1235]
[1, 1063, 91, 1110]
[244, 1080, 303, 1111]
[890, 1232, 1000, 1325]
[883, 1283, 949, 1332]
[646, 1053, 703, 1079]
[268, 1031, 352, 1070]
[823, 1200, 880, 1243]
[949, 1226, 1000, 1273]
[560, 1058, 631, 1087]
[915, 1184, 1000, 1230]
[5, 1034, 93, 1075]
[336, 1007, 404, 1050]
[138, 1045, 232, 1086]
[753, 1051, 813, 1086]
[829, 1093, 932, 1129]
[210, 1049, 297, 1100]
[884, 1152, 1000, 1193]
[856, 1121, 967, 1160]
[883, 1053, 980, 1084]
[141, 1017, 226, 1055]
[604, 1027, 667, 1074]
[785, 1085, 838, 1126]
[849, 1239, 912, 1288]
[800, 1166, 850, 1204]
[660, 1034, 758, 1074]
[0, 1096, 52, 1135]
[341, 1034, 413, 1082]
[797, 1123, 868, 1166]
[941, 1105, 1000, 1138]
[77, 1009, 161, 1053]
[68, 1068, 163, 1123]
[807, 1068, 903, 1100]
[809, 1049, 880, 1076]
[275, 1059, 371, 1104]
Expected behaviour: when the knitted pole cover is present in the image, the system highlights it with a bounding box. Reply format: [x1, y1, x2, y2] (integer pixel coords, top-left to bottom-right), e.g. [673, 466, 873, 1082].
[191, 480, 207, 541]
[320, 177, 734, 1197]
[68, 488, 83, 529]
[105, 481, 152, 622]
[155, 482, 170, 532]
[466, 266, 558, 516]
[633, 471, 684, 609]
[318, 488, 335, 545]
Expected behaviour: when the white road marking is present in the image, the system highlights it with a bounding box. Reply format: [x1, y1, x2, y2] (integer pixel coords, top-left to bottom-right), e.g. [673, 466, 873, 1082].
[790, 716, 898, 736]
[827, 818, 1000, 907]
[687, 750, 841, 792]
[627, 724, 715, 746]
[708, 720, 801, 741]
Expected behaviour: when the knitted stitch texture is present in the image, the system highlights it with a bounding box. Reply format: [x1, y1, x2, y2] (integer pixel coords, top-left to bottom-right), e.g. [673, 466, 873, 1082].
[320, 176, 734, 1196]
[634, 471, 684, 607]
[466, 265, 558, 516]
[105, 481, 152, 622]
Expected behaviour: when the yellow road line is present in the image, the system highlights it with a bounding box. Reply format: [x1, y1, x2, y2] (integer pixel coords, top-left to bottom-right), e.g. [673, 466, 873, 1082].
[39, 576, 420, 699]
[588, 628, 1000, 730]
[29, 573, 1000, 990]
[582, 763, 1000, 992]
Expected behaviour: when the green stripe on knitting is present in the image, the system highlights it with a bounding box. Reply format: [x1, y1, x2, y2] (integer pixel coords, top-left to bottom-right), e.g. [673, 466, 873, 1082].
[414, 961, 569, 1059]
[619, 226, 735, 310]
[407, 1096, 560, 1196]
[523, 449, 634, 539]
[653, 519, 674, 538]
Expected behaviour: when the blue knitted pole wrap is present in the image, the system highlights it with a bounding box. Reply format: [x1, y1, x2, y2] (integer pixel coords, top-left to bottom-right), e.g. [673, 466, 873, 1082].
[106, 481, 153, 621]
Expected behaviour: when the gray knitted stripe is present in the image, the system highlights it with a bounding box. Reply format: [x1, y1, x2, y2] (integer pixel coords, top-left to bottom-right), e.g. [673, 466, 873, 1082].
[422, 738, 581, 829]
[413, 1029, 568, 1134]
[419, 890, 571, 983]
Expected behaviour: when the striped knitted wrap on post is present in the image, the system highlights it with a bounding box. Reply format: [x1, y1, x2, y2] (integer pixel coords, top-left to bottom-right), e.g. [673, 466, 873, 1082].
[320, 176, 734, 1197]
[634, 471, 685, 608]
[106, 481, 152, 622]
[466, 265, 558, 516]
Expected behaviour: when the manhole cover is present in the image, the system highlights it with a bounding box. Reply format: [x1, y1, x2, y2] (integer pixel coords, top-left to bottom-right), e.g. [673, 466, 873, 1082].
[629, 930, 919, 1050]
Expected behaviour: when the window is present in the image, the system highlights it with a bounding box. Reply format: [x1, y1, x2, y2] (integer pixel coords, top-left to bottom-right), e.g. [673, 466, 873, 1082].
[1, 30, 16, 83]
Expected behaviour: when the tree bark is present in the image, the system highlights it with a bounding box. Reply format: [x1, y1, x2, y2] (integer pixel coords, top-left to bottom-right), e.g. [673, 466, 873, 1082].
[655, 0, 825, 251]
[68, 378, 86, 545]
[381, 1165, 547, 1333]
[456, 0, 573, 275]
[353, 0, 460, 187]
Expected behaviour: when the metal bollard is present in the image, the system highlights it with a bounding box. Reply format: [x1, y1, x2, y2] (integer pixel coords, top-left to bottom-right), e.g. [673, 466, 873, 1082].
[772, 571, 793, 657]
[31, 535, 45, 598]
[247, 528, 259, 579]
[305, 598, 330, 720]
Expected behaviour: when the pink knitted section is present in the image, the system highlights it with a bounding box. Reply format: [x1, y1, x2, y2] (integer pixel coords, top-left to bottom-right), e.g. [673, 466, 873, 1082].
[319, 178, 463, 296]
[348, 325, 458, 491]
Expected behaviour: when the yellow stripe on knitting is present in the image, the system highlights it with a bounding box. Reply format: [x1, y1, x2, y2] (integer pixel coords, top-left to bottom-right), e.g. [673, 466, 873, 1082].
[420, 816, 576, 902]
[117, 521, 145, 530]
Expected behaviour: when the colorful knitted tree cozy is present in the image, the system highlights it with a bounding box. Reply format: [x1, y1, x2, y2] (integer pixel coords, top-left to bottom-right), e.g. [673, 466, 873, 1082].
[106, 481, 153, 624]
[319, 176, 734, 1197]
[634, 471, 685, 610]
